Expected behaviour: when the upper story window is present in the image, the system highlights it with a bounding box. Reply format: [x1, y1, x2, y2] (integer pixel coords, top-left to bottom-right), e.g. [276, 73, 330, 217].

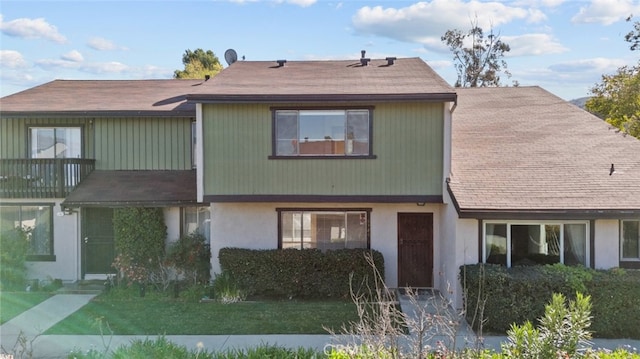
[621, 220, 640, 260]
[30, 127, 82, 158]
[483, 221, 589, 267]
[273, 109, 371, 157]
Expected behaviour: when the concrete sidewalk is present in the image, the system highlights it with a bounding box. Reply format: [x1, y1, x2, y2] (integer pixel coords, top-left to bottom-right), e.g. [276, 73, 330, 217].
[1, 293, 639, 358]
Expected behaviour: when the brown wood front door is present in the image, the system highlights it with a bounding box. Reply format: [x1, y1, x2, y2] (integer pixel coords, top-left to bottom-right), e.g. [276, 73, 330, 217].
[398, 213, 433, 287]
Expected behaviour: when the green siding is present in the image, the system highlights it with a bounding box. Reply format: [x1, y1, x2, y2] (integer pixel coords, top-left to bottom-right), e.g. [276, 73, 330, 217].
[0, 116, 193, 170]
[0, 117, 94, 159]
[202, 103, 444, 196]
[94, 117, 192, 170]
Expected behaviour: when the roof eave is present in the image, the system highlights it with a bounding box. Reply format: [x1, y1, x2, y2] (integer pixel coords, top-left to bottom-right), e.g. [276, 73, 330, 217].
[0, 111, 195, 118]
[187, 93, 457, 104]
[456, 208, 640, 220]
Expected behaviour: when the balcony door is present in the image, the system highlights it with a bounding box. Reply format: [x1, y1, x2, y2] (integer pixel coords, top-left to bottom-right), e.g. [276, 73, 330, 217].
[81, 208, 116, 277]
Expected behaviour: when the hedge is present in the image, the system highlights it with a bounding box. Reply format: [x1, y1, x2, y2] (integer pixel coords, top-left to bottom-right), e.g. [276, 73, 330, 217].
[218, 248, 384, 299]
[460, 264, 640, 338]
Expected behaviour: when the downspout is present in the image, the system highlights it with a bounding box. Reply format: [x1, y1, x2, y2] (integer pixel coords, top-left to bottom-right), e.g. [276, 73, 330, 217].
[196, 103, 204, 203]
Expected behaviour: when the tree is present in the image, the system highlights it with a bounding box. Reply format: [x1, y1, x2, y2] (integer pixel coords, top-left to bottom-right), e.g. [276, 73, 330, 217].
[624, 15, 640, 51]
[586, 66, 640, 139]
[174, 48, 223, 79]
[585, 17, 640, 139]
[441, 21, 511, 87]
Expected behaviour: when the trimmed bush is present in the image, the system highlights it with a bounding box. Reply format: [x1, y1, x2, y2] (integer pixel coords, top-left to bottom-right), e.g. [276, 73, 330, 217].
[460, 264, 640, 338]
[219, 248, 384, 299]
[112, 207, 167, 284]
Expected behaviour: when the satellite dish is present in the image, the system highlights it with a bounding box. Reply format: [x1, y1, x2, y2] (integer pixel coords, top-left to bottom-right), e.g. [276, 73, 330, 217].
[224, 49, 238, 65]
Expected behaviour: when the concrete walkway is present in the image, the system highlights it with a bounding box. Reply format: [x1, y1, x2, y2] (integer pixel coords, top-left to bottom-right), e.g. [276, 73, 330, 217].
[1, 292, 639, 358]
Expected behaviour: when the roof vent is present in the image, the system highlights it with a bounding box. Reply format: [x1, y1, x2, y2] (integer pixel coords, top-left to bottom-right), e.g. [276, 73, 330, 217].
[276, 59, 287, 67]
[361, 50, 366, 58]
[204, 74, 211, 81]
[385, 57, 397, 66]
[360, 58, 371, 66]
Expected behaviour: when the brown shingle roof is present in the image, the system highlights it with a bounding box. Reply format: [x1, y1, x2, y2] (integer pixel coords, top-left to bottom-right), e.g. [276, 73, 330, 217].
[63, 170, 196, 207]
[187, 57, 456, 103]
[0, 79, 203, 116]
[449, 86, 640, 217]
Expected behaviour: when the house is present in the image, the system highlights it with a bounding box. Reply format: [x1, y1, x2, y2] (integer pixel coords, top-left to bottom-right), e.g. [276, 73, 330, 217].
[444, 87, 640, 303]
[1, 56, 639, 308]
[0, 79, 211, 280]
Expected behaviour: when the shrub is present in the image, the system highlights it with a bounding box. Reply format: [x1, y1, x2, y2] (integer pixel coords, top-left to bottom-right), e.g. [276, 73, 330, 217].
[0, 227, 30, 290]
[210, 271, 245, 303]
[219, 248, 384, 299]
[112, 208, 166, 284]
[166, 233, 211, 285]
[502, 293, 592, 359]
[461, 264, 640, 338]
[588, 269, 640, 338]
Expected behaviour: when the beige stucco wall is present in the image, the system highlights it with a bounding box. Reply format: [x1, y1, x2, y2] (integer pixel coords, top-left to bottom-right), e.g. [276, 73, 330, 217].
[209, 202, 445, 290]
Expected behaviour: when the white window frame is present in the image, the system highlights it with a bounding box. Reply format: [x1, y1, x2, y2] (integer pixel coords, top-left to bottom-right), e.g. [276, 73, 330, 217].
[29, 127, 82, 159]
[620, 219, 640, 261]
[482, 220, 590, 267]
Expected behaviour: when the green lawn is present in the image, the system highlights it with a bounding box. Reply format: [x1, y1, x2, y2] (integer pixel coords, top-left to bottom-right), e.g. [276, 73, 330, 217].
[45, 296, 360, 335]
[0, 292, 53, 324]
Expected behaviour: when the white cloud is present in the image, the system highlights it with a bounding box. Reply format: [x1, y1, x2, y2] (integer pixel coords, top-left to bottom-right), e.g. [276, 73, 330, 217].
[571, 0, 640, 25]
[425, 59, 451, 69]
[503, 33, 568, 56]
[278, 0, 316, 6]
[0, 50, 28, 68]
[0, 14, 67, 43]
[352, 0, 546, 51]
[35, 57, 129, 74]
[513, 0, 566, 7]
[548, 57, 627, 73]
[87, 37, 128, 51]
[61, 50, 84, 62]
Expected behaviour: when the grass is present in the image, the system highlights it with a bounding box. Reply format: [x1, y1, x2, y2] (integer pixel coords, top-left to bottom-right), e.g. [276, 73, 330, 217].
[44, 292, 359, 335]
[0, 291, 53, 324]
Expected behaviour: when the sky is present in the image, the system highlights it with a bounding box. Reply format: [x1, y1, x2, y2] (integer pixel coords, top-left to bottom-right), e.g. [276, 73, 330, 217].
[1, 0, 640, 100]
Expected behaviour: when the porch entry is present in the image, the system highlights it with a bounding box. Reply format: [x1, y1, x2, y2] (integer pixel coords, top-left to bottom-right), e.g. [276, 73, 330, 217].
[397, 212, 433, 287]
[81, 207, 116, 277]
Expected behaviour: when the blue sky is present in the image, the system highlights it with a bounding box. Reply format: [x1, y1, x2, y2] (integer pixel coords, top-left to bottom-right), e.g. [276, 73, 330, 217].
[1, 0, 639, 100]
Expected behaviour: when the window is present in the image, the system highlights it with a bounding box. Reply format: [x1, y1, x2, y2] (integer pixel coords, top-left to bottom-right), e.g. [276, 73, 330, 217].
[182, 206, 210, 243]
[0, 204, 54, 260]
[483, 221, 588, 267]
[621, 220, 640, 260]
[30, 127, 82, 158]
[274, 109, 371, 157]
[278, 209, 370, 250]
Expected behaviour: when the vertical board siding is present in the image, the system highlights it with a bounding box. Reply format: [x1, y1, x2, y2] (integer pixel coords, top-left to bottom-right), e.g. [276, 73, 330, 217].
[203, 103, 444, 196]
[94, 117, 192, 170]
[0, 117, 94, 159]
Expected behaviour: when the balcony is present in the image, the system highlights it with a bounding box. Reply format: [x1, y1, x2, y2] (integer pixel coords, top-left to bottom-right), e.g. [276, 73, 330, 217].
[0, 159, 95, 198]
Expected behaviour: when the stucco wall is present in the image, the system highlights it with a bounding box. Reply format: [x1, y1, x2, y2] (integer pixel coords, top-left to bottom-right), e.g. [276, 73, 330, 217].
[18, 200, 80, 282]
[594, 219, 620, 269]
[209, 202, 445, 289]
